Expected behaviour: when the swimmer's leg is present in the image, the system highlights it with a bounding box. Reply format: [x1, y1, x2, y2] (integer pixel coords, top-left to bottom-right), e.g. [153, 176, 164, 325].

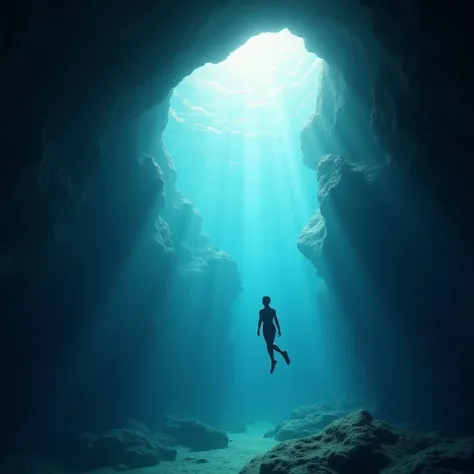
[264, 332, 278, 373]
[281, 350, 291, 365]
[266, 342, 275, 362]
[272, 344, 290, 365]
[272, 344, 283, 354]
[268, 348, 277, 373]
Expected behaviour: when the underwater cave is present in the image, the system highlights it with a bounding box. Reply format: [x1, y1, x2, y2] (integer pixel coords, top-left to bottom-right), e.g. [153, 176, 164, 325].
[2, 1, 474, 472]
[161, 29, 339, 419]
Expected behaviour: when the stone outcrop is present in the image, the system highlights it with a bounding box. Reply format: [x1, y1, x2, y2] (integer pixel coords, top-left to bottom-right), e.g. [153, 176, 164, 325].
[291, 7, 474, 432]
[61, 424, 177, 471]
[297, 208, 326, 277]
[163, 416, 229, 451]
[298, 153, 383, 279]
[0, 99, 241, 454]
[297, 148, 474, 434]
[241, 410, 474, 474]
[265, 404, 347, 442]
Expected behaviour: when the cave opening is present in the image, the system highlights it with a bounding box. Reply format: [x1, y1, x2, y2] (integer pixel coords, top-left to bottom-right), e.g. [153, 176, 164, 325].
[161, 29, 347, 421]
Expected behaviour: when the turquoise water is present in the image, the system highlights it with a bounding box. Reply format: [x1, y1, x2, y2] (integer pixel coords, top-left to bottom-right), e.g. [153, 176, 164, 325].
[163, 30, 347, 422]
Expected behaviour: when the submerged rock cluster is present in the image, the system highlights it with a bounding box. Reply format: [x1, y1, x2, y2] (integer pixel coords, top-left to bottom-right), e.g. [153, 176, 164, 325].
[265, 404, 348, 442]
[62, 427, 176, 470]
[61, 416, 228, 471]
[164, 416, 229, 451]
[0, 97, 242, 452]
[242, 410, 474, 474]
[298, 150, 474, 432]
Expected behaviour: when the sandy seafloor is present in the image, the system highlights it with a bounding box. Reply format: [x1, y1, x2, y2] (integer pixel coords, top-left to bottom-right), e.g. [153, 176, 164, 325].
[5, 423, 278, 474]
[136, 423, 277, 474]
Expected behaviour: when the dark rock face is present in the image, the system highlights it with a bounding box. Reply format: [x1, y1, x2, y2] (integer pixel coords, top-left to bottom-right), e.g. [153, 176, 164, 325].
[295, 3, 474, 436]
[240, 410, 474, 474]
[2, 0, 474, 455]
[164, 416, 229, 451]
[0, 98, 241, 453]
[298, 152, 474, 433]
[61, 426, 177, 471]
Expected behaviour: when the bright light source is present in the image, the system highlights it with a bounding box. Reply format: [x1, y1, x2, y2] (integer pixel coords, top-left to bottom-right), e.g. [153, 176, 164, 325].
[165, 28, 323, 140]
[224, 29, 307, 84]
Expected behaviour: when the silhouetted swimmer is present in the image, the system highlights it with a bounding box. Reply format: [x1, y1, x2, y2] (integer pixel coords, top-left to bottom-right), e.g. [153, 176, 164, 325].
[257, 296, 291, 373]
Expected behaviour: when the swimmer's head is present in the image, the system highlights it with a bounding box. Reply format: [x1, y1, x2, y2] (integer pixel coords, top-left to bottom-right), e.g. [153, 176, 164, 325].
[262, 296, 271, 306]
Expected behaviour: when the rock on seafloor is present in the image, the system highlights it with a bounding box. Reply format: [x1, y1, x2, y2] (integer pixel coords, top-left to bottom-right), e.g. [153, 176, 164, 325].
[242, 410, 474, 473]
[267, 404, 347, 442]
[60, 422, 177, 471]
[164, 415, 229, 451]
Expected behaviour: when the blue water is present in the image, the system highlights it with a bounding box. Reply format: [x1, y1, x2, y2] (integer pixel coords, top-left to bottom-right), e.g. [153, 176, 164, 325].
[163, 30, 352, 423]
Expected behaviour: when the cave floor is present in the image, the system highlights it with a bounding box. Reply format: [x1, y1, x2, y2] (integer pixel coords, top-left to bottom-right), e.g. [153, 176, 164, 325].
[147, 423, 278, 473]
[28, 423, 278, 474]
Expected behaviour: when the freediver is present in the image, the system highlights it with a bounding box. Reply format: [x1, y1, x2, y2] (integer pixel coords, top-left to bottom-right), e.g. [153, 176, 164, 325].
[257, 296, 291, 373]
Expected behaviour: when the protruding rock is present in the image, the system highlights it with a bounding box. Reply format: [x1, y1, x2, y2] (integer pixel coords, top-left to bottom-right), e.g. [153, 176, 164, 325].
[178, 246, 242, 304]
[317, 154, 347, 202]
[61, 426, 177, 471]
[297, 209, 326, 276]
[298, 153, 381, 276]
[124, 418, 154, 437]
[164, 416, 229, 451]
[289, 403, 340, 420]
[271, 404, 347, 441]
[240, 410, 474, 474]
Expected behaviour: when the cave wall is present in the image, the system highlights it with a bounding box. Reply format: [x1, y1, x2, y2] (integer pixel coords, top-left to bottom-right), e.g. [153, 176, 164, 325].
[0, 95, 241, 453]
[2, 0, 474, 452]
[294, 1, 474, 434]
[299, 152, 474, 434]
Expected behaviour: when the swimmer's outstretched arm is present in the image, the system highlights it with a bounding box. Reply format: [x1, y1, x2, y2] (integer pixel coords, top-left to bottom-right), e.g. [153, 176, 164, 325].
[257, 312, 262, 336]
[274, 312, 281, 335]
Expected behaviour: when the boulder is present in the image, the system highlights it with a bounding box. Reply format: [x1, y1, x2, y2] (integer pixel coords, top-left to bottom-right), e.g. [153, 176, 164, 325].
[240, 410, 474, 474]
[164, 416, 229, 451]
[297, 209, 326, 277]
[61, 427, 177, 470]
[274, 412, 344, 442]
[289, 403, 339, 419]
[124, 418, 154, 437]
[270, 404, 346, 441]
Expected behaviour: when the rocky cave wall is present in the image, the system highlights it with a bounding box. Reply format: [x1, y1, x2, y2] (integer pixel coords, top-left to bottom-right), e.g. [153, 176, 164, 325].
[0, 93, 241, 454]
[2, 0, 474, 454]
[295, 3, 474, 434]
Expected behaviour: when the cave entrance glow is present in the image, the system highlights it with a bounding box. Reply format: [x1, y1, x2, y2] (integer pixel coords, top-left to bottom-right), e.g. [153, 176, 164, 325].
[163, 29, 329, 420]
[165, 29, 323, 141]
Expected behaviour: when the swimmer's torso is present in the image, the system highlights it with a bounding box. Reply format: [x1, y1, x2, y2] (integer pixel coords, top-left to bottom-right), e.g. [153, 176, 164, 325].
[260, 307, 275, 327]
